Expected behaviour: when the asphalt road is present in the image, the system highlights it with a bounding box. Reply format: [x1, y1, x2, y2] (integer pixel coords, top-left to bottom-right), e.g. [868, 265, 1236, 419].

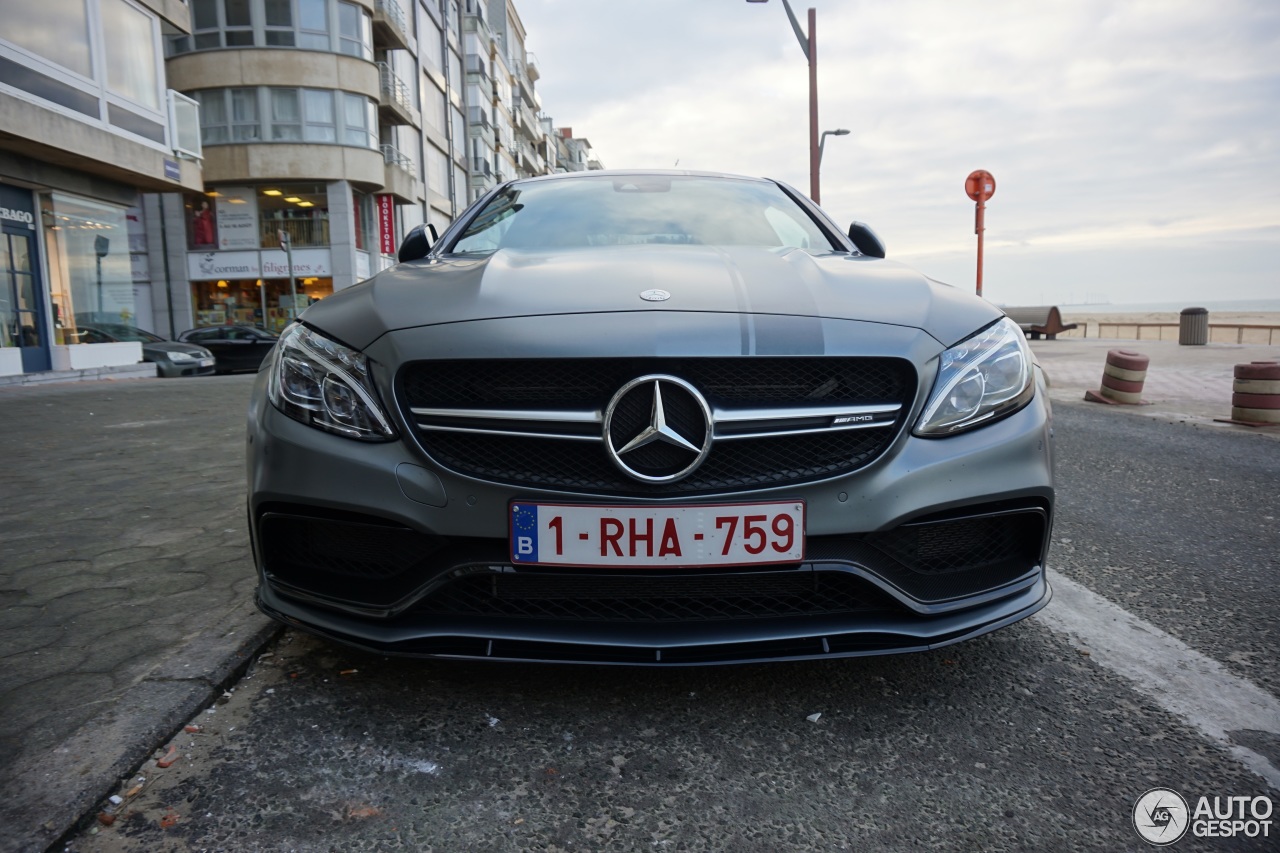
[66, 398, 1279, 852]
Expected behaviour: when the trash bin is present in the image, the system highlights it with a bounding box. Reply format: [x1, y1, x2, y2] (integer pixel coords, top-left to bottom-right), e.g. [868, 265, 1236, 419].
[1179, 307, 1208, 346]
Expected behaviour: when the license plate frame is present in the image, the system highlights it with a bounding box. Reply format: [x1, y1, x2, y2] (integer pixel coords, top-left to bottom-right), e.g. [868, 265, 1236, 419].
[509, 500, 806, 568]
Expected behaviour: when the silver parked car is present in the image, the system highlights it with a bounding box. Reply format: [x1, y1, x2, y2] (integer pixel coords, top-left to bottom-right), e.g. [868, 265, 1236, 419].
[247, 170, 1053, 665]
[75, 323, 216, 377]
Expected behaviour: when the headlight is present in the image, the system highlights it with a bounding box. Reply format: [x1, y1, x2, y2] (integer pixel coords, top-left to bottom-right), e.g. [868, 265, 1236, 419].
[267, 323, 396, 441]
[914, 317, 1035, 436]
[167, 351, 196, 362]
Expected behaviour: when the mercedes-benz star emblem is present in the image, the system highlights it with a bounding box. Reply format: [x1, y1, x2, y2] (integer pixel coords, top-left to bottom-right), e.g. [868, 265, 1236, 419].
[640, 289, 671, 302]
[603, 375, 712, 483]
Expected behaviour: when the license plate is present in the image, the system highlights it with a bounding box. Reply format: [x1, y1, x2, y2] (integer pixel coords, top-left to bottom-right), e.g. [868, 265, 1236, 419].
[510, 501, 805, 568]
[199, 358, 214, 367]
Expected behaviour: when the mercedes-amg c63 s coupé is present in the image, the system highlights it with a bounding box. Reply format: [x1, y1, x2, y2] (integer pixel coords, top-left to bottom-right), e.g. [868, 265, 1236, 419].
[247, 170, 1053, 665]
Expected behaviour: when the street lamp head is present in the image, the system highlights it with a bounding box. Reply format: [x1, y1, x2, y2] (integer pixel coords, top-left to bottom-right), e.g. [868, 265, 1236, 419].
[832, 128, 850, 136]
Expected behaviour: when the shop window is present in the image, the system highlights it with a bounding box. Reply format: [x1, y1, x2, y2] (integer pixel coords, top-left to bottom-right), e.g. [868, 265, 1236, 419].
[40, 194, 136, 340]
[256, 184, 329, 248]
[353, 190, 375, 252]
[186, 193, 219, 249]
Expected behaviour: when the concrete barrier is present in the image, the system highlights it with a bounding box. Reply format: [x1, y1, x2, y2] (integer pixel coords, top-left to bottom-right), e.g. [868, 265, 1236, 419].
[1085, 349, 1149, 405]
[1231, 361, 1280, 424]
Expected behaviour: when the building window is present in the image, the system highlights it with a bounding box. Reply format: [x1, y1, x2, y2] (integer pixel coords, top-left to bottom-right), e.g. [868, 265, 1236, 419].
[263, 0, 296, 46]
[2, 0, 167, 148]
[342, 92, 376, 148]
[338, 2, 372, 61]
[298, 0, 329, 49]
[5, 0, 93, 77]
[194, 90, 229, 143]
[195, 87, 375, 149]
[231, 87, 260, 141]
[303, 89, 336, 141]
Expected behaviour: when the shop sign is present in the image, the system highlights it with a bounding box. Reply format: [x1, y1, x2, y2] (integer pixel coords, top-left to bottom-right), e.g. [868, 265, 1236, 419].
[0, 182, 36, 228]
[188, 250, 260, 281]
[261, 248, 331, 278]
[377, 194, 395, 255]
[215, 186, 259, 250]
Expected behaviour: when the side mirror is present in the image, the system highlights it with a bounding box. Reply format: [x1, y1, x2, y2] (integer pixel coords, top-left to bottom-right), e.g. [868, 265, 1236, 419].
[397, 223, 438, 263]
[847, 221, 885, 258]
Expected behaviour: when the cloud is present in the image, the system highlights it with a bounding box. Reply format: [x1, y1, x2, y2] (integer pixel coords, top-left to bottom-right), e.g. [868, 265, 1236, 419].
[515, 0, 1280, 303]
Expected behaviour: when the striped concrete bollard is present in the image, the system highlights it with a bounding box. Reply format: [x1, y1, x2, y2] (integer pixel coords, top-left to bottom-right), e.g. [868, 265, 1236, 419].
[1085, 349, 1149, 405]
[1231, 361, 1280, 425]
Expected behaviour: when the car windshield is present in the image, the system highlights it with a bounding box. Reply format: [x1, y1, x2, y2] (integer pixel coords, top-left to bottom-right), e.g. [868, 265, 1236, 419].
[448, 175, 839, 256]
[88, 324, 165, 343]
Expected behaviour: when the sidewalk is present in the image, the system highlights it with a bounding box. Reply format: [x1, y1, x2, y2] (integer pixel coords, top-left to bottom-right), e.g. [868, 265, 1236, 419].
[0, 339, 1277, 852]
[1031, 337, 1280, 427]
[0, 374, 278, 853]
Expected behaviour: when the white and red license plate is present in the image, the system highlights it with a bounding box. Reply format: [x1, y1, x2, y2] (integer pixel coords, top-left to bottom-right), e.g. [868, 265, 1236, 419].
[509, 501, 805, 568]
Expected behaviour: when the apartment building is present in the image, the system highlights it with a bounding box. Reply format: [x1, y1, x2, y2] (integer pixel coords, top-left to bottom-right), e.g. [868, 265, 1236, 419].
[150, 0, 475, 333]
[0, 0, 204, 378]
[464, 0, 603, 204]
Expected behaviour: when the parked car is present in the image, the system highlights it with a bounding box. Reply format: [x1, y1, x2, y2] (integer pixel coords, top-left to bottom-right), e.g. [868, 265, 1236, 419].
[246, 170, 1054, 665]
[75, 323, 216, 377]
[178, 325, 279, 374]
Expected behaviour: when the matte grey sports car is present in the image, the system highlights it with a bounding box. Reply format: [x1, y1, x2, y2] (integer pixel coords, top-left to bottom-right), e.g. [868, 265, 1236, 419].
[247, 170, 1053, 665]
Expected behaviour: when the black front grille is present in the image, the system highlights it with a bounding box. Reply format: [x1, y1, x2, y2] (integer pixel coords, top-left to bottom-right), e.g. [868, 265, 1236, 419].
[402, 357, 909, 409]
[399, 357, 914, 495]
[416, 570, 898, 622]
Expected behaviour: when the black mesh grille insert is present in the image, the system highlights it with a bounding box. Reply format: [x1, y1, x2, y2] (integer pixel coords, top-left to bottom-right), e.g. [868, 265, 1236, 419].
[809, 509, 1048, 602]
[402, 357, 910, 409]
[400, 357, 915, 495]
[416, 570, 899, 622]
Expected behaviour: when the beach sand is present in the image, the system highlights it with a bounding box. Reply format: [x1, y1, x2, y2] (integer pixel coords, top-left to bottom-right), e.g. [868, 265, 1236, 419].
[1051, 310, 1280, 344]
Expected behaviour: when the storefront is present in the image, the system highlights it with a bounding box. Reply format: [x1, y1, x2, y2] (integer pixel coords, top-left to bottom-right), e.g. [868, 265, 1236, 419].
[189, 275, 334, 332]
[1, 182, 143, 376]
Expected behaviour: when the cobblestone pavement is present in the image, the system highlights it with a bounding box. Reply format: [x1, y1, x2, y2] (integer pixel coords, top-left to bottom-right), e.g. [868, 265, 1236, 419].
[0, 374, 277, 853]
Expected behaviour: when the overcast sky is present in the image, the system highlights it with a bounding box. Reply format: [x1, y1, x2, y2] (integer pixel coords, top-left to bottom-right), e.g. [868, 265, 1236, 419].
[512, 0, 1278, 307]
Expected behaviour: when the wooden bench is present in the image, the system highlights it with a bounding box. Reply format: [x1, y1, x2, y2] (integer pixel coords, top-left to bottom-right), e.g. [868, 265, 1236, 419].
[1003, 306, 1079, 340]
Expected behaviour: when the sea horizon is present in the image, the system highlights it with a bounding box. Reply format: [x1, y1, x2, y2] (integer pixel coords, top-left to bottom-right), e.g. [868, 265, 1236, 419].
[996, 298, 1280, 314]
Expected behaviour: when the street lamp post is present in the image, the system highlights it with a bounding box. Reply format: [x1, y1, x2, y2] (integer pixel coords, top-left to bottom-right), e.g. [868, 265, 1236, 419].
[747, 0, 821, 203]
[819, 128, 849, 167]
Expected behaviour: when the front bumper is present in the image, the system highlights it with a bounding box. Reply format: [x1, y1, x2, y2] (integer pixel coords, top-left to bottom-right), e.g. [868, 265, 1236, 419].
[246, 355, 1054, 664]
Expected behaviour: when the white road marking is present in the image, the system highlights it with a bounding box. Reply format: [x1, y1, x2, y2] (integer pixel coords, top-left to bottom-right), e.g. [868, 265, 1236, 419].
[1037, 568, 1280, 790]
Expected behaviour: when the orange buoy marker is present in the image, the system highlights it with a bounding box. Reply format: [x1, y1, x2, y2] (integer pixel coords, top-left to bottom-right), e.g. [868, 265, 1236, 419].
[1215, 361, 1280, 426]
[1085, 349, 1150, 405]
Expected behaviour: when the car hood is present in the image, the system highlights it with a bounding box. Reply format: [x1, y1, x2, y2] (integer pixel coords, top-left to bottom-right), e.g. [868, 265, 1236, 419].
[144, 341, 211, 357]
[301, 245, 1002, 351]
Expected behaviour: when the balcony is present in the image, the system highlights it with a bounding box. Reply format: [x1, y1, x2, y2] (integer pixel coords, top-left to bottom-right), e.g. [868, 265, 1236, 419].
[382, 143, 422, 202]
[525, 52, 540, 83]
[168, 89, 202, 160]
[373, 0, 410, 51]
[377, 63, 419, 127]
[465, 53, 490, 84]
[471, 157, 492, 177]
